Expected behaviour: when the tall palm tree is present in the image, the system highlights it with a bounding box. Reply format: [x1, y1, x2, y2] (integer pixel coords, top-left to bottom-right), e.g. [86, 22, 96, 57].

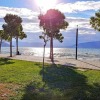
[2, 14, 23, 57]
[15, 25, 27, 55]
[16, 32, 27, 55]
[38, 9, 69, 62]
[2, 23, 13, 57]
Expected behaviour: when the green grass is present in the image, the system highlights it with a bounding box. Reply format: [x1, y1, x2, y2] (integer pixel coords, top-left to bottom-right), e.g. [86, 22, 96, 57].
[0, 58, 100, 100]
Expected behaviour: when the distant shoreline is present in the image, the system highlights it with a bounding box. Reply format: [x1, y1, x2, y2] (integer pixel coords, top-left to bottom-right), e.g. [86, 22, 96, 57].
[1, 47, 100, 49]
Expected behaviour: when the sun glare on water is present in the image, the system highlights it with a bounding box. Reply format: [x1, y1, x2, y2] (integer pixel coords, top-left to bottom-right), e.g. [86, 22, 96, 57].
[35, 0, 57, 12]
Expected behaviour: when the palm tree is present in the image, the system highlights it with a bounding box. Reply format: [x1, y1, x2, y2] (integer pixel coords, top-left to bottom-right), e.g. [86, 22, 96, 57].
[0, 30, 5, 53]
[2, 14, 25, 57]
[90, 10, 100, 31]
[2, 23, 13, 57]
[15, 25, 27, 55]
[38, 9, 69, 62]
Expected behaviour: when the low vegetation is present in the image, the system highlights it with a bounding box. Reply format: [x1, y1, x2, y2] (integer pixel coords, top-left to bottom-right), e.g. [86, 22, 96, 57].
[0, 58, 100, 100]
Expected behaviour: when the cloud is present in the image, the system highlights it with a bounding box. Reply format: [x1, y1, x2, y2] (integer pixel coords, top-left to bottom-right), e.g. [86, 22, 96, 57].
[64, 17, 97, 35]
[55, 1, 100, 13]
[0, 6, 39, 25]
[0, 1, 99, 34]
[66, 17, 89, 29]
[0, 6, 39, 18]
[0, 6, 40, 32]
[22, 23, 42, 33]
[22, 17, 38, 23]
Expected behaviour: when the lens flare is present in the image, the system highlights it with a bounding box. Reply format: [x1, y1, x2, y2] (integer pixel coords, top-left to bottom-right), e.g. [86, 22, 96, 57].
[35, 0, 57, 12]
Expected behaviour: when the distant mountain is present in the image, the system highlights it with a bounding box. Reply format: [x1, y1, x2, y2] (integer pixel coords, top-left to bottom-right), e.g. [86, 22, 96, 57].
[13, 42, 44, 47]
[14, 41, 70, 48]
[1, 42, 15, 47]
[1, 42, 10, 47]
[72, 41, 100, 48]
[12, 41, 100, 48]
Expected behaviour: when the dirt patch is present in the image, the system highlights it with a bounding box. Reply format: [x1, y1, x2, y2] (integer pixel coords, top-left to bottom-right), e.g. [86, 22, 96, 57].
[0, 83, 20, 100]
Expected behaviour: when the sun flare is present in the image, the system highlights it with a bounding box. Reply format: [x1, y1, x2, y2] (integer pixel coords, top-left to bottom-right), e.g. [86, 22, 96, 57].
[35, 0, 57, 12]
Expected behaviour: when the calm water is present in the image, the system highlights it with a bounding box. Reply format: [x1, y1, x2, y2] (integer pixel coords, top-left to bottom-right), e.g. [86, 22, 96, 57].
[1, 47, 100, 60]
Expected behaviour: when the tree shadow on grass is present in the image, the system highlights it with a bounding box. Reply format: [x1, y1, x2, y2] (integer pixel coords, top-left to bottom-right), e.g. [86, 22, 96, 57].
[0, 58, 14, 65]
[22, 64, 100, 100]
[33, 62, 43, 68]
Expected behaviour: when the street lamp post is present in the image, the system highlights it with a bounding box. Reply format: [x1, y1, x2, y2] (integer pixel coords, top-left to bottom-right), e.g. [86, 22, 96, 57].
[76, 25, 78, 60]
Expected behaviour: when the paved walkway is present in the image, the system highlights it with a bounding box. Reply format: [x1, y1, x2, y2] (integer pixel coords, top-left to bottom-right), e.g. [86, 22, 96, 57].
[0, 54, 100, 70]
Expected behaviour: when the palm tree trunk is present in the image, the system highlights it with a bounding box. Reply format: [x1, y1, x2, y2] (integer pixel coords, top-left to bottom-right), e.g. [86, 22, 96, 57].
[16, 35, 18, 55]
[0, 38, 2, 53]
[51, 34, 54, 63]
[49, 37, 52, 59]
[10, 36, 12, 57]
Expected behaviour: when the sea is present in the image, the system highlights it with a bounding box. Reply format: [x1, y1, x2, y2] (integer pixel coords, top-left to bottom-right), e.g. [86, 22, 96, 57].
[1, 47, 100, 61]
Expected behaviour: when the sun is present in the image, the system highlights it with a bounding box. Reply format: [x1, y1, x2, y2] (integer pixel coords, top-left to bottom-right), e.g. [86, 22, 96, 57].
[35, 0, 57, 12]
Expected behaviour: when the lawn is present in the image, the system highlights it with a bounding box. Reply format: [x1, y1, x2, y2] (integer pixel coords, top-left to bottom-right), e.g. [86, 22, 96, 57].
[0, 58, 100, 100]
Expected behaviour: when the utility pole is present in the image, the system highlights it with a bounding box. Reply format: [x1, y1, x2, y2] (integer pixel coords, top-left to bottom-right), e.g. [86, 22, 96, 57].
[76, 25, 78, 60]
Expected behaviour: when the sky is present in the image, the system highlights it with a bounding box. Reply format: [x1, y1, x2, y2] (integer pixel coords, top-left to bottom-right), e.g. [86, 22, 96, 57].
[0, 0, 100, 47]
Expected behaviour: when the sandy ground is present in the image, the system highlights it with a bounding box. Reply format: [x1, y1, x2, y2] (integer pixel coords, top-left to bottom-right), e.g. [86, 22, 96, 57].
[0, 54, 100, 70]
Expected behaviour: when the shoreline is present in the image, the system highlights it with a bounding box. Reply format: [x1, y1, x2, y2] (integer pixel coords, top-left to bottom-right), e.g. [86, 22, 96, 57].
[1, 47, 100, 60]
[1, 52, 100, 61]
[0, 54, 100, 70]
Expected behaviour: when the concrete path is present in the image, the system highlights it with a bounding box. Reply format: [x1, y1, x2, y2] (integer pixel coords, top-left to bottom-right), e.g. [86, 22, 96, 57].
[0, 54, 100, 70]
